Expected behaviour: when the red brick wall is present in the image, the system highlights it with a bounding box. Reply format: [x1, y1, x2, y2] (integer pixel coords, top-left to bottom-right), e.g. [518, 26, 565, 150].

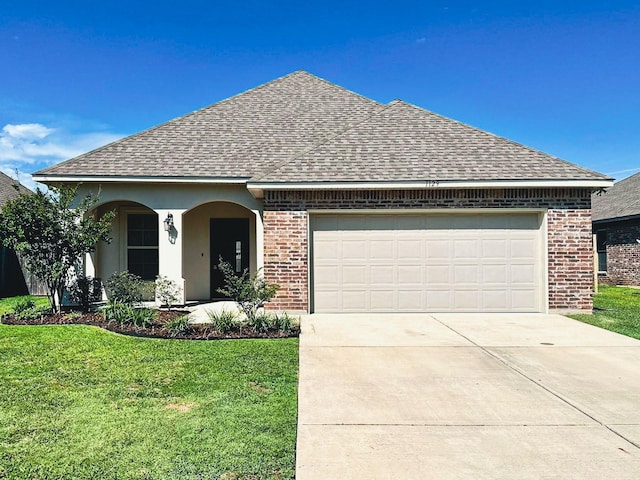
[263, 210, 308, 311]
[600, 218, 640, 286]
[263, 188, 594, 312]
[547, 209, 594, 311]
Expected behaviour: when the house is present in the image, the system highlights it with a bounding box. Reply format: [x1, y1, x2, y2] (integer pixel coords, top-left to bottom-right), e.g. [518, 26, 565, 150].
[0, 172, 33, 297]
[33, 71, 612, 313]
[592, 172, 640, 286]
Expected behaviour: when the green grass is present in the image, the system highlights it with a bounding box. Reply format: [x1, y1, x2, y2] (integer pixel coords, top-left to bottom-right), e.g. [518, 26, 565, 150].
[569, 285, 640, 340]
[0, 295, 50, 316]
[0, 324, 298, 479]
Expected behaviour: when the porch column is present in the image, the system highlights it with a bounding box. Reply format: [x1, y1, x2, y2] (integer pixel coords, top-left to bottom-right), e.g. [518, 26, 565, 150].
[252, 209, 264, 272]
[156, 208, 186, 305]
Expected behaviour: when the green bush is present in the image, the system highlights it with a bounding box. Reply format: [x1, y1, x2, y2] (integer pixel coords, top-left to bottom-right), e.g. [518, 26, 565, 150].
[67, 275, 102, 312]
[216, 259, 279, 322]
[206, 309, 239, 333]
[13, 298, 36, 314]
[15, 305, 51, 320]
[129, 308, 156, 328]
[105, 271, 144, 306]
[102, 302, 132, 324]
[155, 275, 180, 310]
[272, 312, 296, 334]
[248, 312, 272, 333]
[165, 315, 190, 337]
[102, 302, 156, 328]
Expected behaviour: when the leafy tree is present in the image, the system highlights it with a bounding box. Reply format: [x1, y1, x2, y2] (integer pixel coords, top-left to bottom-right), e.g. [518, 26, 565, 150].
[0, 185, 114, 313]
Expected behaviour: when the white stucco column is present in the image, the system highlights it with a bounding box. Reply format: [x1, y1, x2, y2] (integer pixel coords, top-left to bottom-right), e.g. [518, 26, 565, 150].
[252, 209, 264, 272]
[156, 208, 186, 305]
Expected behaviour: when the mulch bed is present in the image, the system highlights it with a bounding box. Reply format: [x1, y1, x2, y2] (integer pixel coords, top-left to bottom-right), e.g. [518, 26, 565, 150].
[1, 310, 300, 340]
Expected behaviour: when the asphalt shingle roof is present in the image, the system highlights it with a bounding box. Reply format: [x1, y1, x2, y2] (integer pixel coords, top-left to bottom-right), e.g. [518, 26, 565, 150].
[36, 71, 609, 183]
[592, 172, 640, 222]
[37, 71, 383, 178]
[254, 100, 606, 182]
[0, 172, 31, 207]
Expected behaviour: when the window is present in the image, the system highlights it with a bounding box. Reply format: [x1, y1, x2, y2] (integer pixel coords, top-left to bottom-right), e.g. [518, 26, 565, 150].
[127, 213, 158, 280]
[596, 230, 607, 273]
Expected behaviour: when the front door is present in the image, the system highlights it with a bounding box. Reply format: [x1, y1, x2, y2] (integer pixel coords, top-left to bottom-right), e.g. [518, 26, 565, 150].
[210, 218, 250, 299]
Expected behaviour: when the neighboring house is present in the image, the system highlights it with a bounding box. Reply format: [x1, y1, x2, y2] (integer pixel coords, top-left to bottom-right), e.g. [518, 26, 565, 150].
[592, 172, 640, 286]
[33, 71, 612, 313]
[0, 172, 32, 297]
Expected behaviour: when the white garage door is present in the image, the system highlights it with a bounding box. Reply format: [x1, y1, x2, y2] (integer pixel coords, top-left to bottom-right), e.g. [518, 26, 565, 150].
[311, 213, 545, 313]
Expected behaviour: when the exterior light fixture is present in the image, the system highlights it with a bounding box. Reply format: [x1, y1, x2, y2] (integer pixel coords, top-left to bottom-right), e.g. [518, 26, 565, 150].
[163, 213, 174, 232]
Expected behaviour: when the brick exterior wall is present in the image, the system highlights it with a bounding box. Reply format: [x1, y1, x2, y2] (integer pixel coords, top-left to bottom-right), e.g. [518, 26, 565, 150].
[263, 210, 308, 311]
[600, 218, 640, 286]
[263, 188, 593, 312]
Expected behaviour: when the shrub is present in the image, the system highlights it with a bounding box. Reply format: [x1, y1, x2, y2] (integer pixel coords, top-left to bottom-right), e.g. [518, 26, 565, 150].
[165, 315, 190, 337]
[67, 275, 102, 312]
[129, 308, 156, 328]
[102, 302, 156, 328]
[105, 271, 144, 306]
[15, 305, 51, 320]
[248, 312, 272, 333]
[206, 309, 239, 333]
[102, 302, 132, 324]
[272, 312, 296, 334]
[13, 298, 36, 315]
[155, 275, 180, 310]
[216, 259, 279, 322]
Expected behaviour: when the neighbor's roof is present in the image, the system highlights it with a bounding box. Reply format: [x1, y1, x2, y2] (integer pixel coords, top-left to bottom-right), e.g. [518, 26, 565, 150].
[35, 70, 610, 185]
[592, 172, 640, 222]
[0, 172, 31, 206]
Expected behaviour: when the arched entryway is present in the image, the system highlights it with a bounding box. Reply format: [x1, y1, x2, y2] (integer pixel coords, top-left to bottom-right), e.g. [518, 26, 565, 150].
[182, 201, 261, 301]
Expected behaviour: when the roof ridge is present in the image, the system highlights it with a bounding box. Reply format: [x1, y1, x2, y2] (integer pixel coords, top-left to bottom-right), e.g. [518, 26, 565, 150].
[249, 101, 393, 182]
[35, 71, 317, 176]
[391, 99, 612, 181]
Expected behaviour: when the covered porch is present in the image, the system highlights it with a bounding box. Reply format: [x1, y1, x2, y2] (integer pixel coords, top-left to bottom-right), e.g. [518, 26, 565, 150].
[80, 183, 263, 304]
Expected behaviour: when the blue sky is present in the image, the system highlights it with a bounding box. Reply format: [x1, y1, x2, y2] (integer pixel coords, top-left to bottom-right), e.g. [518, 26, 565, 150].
[1, 1, 639, 190]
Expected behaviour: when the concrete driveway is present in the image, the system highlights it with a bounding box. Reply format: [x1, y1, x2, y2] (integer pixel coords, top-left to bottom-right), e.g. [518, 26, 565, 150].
[296, 314, 640, 479]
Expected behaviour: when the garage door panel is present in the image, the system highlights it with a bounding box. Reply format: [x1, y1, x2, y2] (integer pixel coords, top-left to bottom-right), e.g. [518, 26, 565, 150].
[370, 265, 394, 284]
[482, 264, 508, 283]
[454, 264, 480, 283]
[342, 266, 367, 284]
[511, 264, 535, 284]
[311, 213, 543, 313]
[370, 290, 395, 310]
[454, 290, 480, 310]
[343, 240, 368, 259]
[426, 290, 452, 309]
[426, 240, 449, 258]
[482, 239, 508, 258]
[426, 265, 450, 283]
[398, 265, 422, 284]
[342, 291, 367, 311]
[482, 290, 509, 310]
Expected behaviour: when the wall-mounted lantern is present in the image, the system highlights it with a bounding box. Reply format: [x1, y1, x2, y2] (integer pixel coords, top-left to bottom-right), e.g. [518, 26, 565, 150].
[163, 213, 174, 232]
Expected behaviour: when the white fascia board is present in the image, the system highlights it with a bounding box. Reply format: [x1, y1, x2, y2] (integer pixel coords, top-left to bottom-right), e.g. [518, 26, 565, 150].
[247, 178, 614, 196]
[31, 175, 248, 184]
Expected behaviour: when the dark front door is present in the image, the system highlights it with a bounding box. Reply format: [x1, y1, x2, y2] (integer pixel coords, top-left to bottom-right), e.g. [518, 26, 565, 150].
[210, 218, 250, 299]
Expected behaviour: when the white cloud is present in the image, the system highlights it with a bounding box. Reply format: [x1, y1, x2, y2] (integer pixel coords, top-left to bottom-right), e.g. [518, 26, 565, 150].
[3, 123, 54, 140]
[0, 122, 123, 189]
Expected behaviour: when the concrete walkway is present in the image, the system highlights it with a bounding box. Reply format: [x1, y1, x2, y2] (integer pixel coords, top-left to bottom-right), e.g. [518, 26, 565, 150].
[296, 313, 640, 479]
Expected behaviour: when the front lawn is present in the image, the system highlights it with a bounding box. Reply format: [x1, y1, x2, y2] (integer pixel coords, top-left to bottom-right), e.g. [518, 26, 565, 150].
[569, 285, 640, 340]
[0, 324, 298, 479]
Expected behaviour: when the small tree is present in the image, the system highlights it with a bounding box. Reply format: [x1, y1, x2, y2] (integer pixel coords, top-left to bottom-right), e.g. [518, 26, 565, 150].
[155, 274, 180, 311]
[0, 185, 114, 313]
[217, 258, 279, 322]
